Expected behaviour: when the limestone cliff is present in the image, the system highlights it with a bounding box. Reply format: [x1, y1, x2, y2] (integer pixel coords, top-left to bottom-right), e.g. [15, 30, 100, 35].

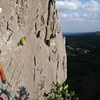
[0, 0, 67, 99]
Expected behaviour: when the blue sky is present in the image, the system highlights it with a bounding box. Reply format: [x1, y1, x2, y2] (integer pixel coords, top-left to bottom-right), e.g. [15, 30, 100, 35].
[56, 0, 100, 32]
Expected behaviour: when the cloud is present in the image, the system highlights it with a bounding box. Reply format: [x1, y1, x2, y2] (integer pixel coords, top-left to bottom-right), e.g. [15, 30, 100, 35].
[56, 0, 100, 12]
[59, 13, 79, 18]
[82, 0, 100, 12]
[56, 0, 100, 32]
[56, 0, 81, 11]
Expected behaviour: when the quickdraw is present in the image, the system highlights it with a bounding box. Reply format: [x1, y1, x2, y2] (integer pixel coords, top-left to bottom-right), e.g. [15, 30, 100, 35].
[0, 64, 16, 100]
[0, 64, 6, 84]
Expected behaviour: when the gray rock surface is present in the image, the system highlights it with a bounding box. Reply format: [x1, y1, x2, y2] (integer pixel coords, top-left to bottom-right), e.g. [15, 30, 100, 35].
[0, 0, 67, 99]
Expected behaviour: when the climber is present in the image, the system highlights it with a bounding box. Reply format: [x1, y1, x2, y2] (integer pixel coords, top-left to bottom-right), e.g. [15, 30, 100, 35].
[0, 64, 6, 84]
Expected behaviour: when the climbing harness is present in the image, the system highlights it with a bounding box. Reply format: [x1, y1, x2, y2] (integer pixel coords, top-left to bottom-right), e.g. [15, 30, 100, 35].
[0, 64, 16, 100]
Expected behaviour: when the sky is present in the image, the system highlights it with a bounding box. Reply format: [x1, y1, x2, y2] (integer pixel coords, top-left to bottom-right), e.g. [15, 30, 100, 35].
[55, 0, 100, 32]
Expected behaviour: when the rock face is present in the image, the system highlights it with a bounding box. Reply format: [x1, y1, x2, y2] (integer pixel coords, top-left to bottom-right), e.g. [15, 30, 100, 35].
[0, 0, 67, 99]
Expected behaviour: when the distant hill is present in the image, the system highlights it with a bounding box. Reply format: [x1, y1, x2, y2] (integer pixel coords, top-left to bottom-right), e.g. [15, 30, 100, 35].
[63, 31, 100, 37]
[64, 31, 100, 49]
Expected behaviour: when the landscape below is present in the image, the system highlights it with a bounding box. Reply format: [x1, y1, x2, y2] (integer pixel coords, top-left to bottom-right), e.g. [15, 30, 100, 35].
[64, 31, 100, 100]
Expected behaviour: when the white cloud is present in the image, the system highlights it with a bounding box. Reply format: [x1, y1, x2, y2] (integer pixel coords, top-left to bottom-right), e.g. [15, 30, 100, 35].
[56, 0, 100, 12]
[56, 0, 100, 32]
[82, 0, 100, 12]
[82, 14, 88, 17]
[59, 12, 80, 19]
[56, 0, 81, 11]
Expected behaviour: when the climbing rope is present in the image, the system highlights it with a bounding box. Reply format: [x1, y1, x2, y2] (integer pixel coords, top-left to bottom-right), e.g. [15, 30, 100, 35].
[0, 86, 16, 100]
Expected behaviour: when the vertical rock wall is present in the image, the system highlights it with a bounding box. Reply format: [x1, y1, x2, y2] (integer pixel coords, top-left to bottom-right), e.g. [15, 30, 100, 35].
[0, 0, 67, 99]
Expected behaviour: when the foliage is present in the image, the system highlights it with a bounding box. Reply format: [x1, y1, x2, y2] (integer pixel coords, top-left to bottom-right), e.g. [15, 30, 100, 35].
[66, 34, 100, 99]
[44, 82, 79, 100]
[15, 86, 29, 100]
[17, 36, 26, 46]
